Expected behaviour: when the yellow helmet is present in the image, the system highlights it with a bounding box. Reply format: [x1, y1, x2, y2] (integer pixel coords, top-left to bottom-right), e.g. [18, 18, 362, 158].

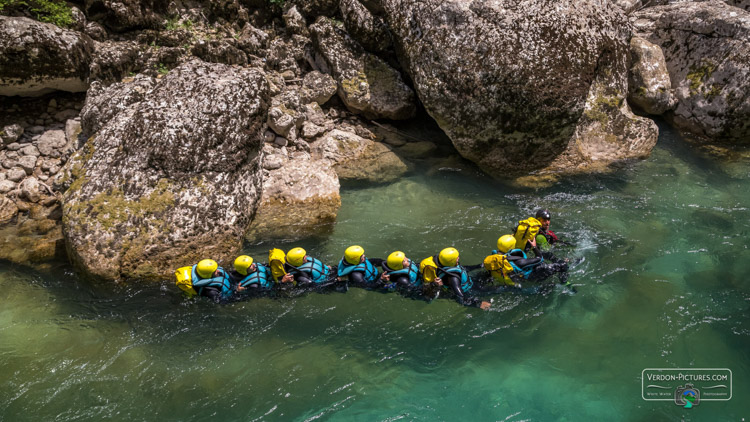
[286, 247, 306, 267]
[387, 251, 406, 270]
[196, 259, 218, 278]
[234, 255, 254, 276]
[438, 247, 459, 267]
[497, 235, 517, 253]
[344, 245, 365, 265]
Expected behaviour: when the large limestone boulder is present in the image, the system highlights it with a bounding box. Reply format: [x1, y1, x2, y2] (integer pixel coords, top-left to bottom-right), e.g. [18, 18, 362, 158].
[340, 0, 393, 53]
[310, 17, 416, 120]
[80, 75, 157, 137]
[312, 129, 408, 183]
[378, 0, 658, 177]
[89, 40, 142, 84]
[634, 2, 750, 143]
[60, 60, 269, 280]
[246, 154, 341, 242]
[83, 0, 169, 32]
[0, 17, 94, 96]
[628, 37, 677, 115]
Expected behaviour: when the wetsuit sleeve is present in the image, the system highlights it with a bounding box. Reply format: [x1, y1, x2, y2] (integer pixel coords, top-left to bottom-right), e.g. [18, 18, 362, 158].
[514, 257, 542, 268]
[368, 258, 385, 267]
[463, 264, 483, 271]
[294, 273, 314, 287]
[443, 274, 465, 303]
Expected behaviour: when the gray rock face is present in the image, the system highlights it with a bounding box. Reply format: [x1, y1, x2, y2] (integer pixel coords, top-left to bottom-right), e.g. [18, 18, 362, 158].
[312, 129, 408, 183]
[0, 17, 94, 96]
[378, 0, 657, 177]
[61, 60, 269, 280]
[634, 2, 750, 143]
[310, 17, 416, 120]
[191, 39, 248, 66]
[89, 41, 141, 84]
[300, 71, 337, 105]
[340, 0, 393, 53]
[83, 0, 169, 32]
[80, 75, 157, 137]
[628, 37, 677, 115]
[246, 157, 341, 242]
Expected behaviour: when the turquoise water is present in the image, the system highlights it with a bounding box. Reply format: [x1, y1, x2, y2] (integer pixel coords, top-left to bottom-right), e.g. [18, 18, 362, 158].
[1, 122, 749, 421]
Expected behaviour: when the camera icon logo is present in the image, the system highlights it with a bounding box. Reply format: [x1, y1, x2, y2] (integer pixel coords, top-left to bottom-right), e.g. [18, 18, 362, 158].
[674, 384, 700, 408]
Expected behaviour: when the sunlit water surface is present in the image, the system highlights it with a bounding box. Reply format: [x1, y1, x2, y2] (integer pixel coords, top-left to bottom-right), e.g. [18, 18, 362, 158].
[1, 123, 748, 421]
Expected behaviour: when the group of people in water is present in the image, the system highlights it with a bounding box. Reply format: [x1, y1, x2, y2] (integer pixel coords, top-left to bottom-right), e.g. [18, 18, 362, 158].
[175, 210, 574, 309]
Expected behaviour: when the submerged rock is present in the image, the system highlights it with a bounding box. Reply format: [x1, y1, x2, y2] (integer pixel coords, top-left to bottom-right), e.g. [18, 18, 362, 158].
[60, 60, 268, 280]
[634, 2, 750, 144]
[0, 17, 94, 96]
[378, 0, 657, 177]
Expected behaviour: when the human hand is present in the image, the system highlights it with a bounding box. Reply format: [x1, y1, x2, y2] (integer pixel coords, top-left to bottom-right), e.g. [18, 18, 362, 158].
[480, 301, 491, 311]
[434, 278, 443, 287]
[281, 273, 293, 283]
[528, 237, 537, 247]
[381, 273, 390, 281]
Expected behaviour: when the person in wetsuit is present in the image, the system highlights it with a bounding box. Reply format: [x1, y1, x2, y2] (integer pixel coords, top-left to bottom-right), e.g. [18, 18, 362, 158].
[421, 248, 490, 309]
[337, 245, 384, 288]
[229, 255, 274, 296]
[498, 234, 569, 286]
[191, 259, 232, 303]
[284, 247, 332, 288]
[380, 251, 421, 293]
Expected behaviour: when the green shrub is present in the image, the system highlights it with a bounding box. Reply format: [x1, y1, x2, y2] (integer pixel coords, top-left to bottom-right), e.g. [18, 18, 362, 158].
[156, 63, 169, 75]
[0, 0, 73, 28]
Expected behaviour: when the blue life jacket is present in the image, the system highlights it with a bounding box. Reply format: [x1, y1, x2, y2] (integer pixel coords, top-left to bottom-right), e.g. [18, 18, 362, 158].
[436, 264, 473, 292]
[337, 258, 379, 284]
[382, 260, 421, 288]
[501, 249, 543, 279]
[237, 263, 273, 289]
[191, 264, 232, 299]
[290, 257, 330, 284]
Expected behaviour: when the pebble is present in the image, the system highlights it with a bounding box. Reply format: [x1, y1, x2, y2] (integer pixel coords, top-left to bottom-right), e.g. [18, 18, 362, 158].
[274, 136, 288, 147]
[7, 168, 25, 182]
[21, 145, 40, 156]
[28, 126, 45, 134]
[0, 180, 16, 194]
[18, 156, 38, 174]
[6, 143, 22, 151]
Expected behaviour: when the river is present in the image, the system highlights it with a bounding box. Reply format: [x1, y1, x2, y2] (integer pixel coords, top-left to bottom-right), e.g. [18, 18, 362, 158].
[1, 121, 748, 421]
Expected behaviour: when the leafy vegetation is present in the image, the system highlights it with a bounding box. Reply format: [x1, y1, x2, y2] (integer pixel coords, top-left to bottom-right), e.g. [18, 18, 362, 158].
[0, 0, 73, 27]
[156, 63, 169, 75]
[164, 16, 194, 31]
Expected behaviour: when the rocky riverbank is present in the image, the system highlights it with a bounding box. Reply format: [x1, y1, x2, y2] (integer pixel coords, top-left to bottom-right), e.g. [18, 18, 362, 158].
[1, 0, 750, 280]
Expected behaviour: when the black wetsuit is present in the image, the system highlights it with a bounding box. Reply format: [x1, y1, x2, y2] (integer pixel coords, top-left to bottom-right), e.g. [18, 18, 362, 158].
[512, 246, 568, 284]
[343, 258, 385, 287]
[228, 269, 266, 296]
[434, 258, 485, 307]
